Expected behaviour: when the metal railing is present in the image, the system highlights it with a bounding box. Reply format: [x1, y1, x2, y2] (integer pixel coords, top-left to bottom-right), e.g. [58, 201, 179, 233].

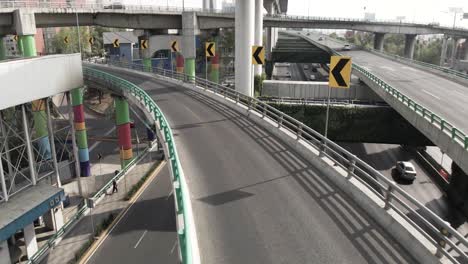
[264, 13, 468, 31]
[319, 34, 468, 81]
[26, 137, 156, 263]
[303, 34, 468, 152]
[0, 1, 229, 14]
[82, 66, 197, 264]
[100, 60, 468, 263]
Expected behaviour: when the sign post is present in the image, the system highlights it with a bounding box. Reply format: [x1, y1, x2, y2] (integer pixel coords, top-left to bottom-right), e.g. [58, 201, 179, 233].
[251, 46, 265, 97]
[325, 56, 352, 139]
[170, 40, 179, 78]
[205, 42, 215, 86]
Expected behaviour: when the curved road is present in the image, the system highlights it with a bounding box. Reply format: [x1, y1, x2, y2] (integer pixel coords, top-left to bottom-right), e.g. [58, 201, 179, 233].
[93, 65, 416, 263]
[307, 33, 468, 135]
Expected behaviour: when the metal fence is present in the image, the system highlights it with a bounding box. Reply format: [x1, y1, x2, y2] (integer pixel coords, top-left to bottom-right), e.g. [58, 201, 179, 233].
[26, 137, 158, 263]
[99, 60, 468, 263]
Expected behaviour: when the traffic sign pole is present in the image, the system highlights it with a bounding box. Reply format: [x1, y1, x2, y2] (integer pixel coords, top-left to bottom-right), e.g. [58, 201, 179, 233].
[205, 55, 208, 88]
[324, 85, 332, 139]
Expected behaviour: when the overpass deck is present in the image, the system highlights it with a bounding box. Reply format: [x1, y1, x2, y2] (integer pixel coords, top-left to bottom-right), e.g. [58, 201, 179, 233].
[340, 49, 468, 135]
[95, 66, 416, 263]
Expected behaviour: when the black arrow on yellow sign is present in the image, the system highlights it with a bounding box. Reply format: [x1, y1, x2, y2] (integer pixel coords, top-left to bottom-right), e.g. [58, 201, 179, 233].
[64, 36, 69, 44]
[252, 46, 265, 65]
[88, 37, 94, 45]
[205, 42, 215, 57]
[329, 56, 352, 88]
[141, 39, 148, 49]
[171, 41, 178, 52]
[13, 35, 18, 42]
[113, 39, 120, 48]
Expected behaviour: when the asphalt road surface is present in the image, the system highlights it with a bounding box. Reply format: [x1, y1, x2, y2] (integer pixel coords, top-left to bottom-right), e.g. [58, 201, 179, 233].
[307, 33, 468, 135]
[87, 164, 178, 264]
[91, 65, 417, 264]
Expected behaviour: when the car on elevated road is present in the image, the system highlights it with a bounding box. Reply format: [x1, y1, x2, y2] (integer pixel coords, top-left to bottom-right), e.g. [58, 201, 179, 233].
[395, 161, 417, 182]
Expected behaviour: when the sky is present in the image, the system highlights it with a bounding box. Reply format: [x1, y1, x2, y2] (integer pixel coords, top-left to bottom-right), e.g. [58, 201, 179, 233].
[121, 0, 468, 28]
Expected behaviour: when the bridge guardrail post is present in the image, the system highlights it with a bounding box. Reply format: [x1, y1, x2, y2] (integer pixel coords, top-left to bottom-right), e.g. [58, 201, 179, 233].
[347, 156, 356, 179]
[296, 124, 302, 140]
[278, 114, 283, 128]
[384, 184, 394, 210]
[318, 139, 326, 157]
[236, 93, 239, 104]
[435, 227, 449, 258]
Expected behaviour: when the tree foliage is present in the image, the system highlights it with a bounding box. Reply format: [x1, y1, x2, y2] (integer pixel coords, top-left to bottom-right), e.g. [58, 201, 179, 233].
[52, 26, 111, 57]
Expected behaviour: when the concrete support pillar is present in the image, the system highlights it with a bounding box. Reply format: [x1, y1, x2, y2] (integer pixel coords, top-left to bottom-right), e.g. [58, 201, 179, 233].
[0, 37, 5, 60]
[235, 0, 255, 97]
[0, 240, 11, 264]
[139, 31, 152, 72]
[31, 100, 51, 160]
[440, 36, 448, 66]
[404, 34, 416, 59]
[182, 12, 199, 81]
[53, 207, 64, 231]
[23, 223, 38, 259]
[265, 2, 274, 60]
[450, 37, 459, 67]
[254, 0, 264, 76]
[373, 33, 385, 51]
[115, 97, 133, 168]
[71, 88, 90, 177]
[210, 54, 220, 83]
[464, 40, 468, 60]
[176, 54, 184, 75]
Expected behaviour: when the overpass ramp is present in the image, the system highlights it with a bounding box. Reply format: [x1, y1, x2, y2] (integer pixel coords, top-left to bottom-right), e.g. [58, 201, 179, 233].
[90, 65, 420, 263]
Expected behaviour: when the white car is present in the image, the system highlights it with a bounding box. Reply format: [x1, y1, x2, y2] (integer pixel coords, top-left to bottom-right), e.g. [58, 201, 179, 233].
[395, 161, 416, 182]
[343, 44, 351, 51]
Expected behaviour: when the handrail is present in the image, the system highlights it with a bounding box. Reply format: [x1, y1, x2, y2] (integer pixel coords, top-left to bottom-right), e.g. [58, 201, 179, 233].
[82, 66, 197, 264]
[320, 34, 468, 80]
[304, 35, 468, 151]
[25, 144, 154, 264]
[100, 60, 468, 263]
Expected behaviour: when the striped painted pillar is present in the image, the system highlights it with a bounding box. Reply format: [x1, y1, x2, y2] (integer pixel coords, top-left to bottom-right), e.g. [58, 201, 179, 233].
[115, 97, 133, 168]
[31, 100, 51, 160]
[71, 88, 90, 177]
[210, 53, 220, 83]
[0, 37, 5, 60]
[176, 53, 184, 74]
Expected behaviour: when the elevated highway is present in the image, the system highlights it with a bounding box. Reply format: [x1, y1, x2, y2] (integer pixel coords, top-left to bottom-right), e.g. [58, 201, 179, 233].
[1, 3, 468, 36]
[88, 64, 420, 263]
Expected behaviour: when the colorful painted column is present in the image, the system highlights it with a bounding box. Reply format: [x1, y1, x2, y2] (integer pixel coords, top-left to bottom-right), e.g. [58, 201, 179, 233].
[115, 97, 133, 168]
[21, 35, 52, 159]
[185, 57, 195, 81]
[210, 53, 219, 83]
[71, 88, 90, 177]
[0, 37, 5, 60]
[31, 100, 51, 159]
[142, 58, 152, 72]
[176, 54, 185, 79]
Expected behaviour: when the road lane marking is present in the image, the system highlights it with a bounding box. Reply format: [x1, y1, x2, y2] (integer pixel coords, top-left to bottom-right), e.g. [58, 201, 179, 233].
[422, 89, 440, 100]
[134, 230, 148, 249]
[81, 160, 167, 264]
[170, 239, 178, 254]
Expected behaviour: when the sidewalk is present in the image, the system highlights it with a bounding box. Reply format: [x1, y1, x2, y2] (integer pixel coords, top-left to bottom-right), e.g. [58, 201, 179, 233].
[40, 149, 162, 264]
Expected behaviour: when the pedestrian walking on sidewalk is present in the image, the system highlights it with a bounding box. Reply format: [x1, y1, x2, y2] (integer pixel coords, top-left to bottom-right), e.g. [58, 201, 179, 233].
[112, 179, 118, 193]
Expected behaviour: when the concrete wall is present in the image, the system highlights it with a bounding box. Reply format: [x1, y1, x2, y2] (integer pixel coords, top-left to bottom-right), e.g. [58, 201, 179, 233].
[0, 53, 83, 110]
[148, 35, 183, 57]
[262, 79, 383, 102]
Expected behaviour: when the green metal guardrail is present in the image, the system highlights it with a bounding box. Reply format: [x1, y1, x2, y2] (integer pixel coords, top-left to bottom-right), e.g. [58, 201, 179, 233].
[103, 60, 468, 262]
[324, 34, 468, 80]
[311, 38, 468, 151]
[82, 67, 195, 264]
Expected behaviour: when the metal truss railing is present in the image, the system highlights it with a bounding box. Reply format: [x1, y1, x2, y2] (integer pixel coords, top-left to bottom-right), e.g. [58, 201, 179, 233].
[26, 139, 156, 264]
[98, 60, 468, 263]
[82, 66, 197, 264]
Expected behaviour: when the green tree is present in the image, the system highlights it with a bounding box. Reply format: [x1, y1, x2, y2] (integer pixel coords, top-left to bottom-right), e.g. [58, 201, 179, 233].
[53, 26, 111, 57]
